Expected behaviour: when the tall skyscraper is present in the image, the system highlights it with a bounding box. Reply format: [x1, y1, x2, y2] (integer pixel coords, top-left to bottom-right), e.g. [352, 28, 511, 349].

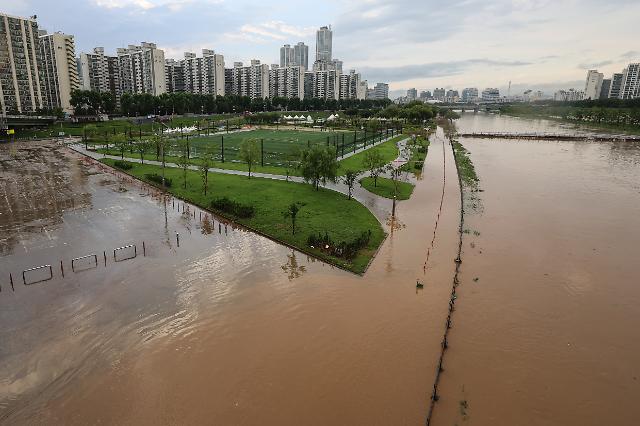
[293, 42, 308, 70]
[407, 88, 417, 100]
[620, 63, 640, 99]
[39, 30, 80, 113]
[599, 79, 611, 100]
[279, 44, 294, 67]
[315, 26, 332, 62]
[584, 69, 604, 100]
[0, 13, 45, 115]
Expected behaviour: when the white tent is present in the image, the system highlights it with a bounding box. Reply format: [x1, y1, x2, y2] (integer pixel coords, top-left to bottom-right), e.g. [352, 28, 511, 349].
[284, 115, 293, 120]
[306, 115, 313, 123]
[327, 114, 336, 121]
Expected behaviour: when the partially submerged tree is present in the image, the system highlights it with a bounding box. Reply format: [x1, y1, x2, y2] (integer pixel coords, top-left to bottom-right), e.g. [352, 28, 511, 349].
[239, 138, 260, 178]
[342, 170, 360, 200]
[363, 149, 386, 187]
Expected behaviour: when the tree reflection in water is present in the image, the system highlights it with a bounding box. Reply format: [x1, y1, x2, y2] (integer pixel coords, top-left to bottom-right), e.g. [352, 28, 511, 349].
[281, 250, 306, 280]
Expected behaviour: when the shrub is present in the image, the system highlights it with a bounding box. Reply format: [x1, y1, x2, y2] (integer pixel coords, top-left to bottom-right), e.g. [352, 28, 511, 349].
[114, 160, 133, 170]
[414, 161, 424, 170]
[211, 196, 255, 218]
[144, 173, 172, 187]
[307, 230, 372, 260]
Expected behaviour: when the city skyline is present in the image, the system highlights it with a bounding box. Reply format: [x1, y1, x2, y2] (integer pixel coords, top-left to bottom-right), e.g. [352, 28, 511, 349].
[3, 0, 639, 98]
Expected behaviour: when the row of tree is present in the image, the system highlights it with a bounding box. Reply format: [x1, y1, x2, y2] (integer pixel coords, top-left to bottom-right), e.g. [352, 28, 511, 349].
[70, 89, 392, 117]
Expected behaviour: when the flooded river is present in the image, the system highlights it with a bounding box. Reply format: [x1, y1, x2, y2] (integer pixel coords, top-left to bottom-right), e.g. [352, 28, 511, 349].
[434, 113, 640, 425]
[1, 138, 460, 424]
[1, 112, 639, 425]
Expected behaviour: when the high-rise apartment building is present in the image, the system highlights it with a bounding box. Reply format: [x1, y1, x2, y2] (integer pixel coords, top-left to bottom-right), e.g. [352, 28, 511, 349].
[269, 65, 304, 99]
[433, 88, 445, 101]
[357, 80, 368, 100]
[39, 30, 79, 113]
[164, 58, 184, 93]
[117, 42, 166, 96]
[79, 47, 121, 103]
[608, 73, 623, 98]
[0, 13, 45, 115]
[339, 70, 361, 100]
[620, 63, 640, 99]
[461, 87, 479, 103]
[407, 88, 417, 100]
[367, 82, 389, 100]
[280, 44, 294, 68]
[599, 79, 611, 100]
[293, 42, 308, 70]
[181, 49, 224, 96]
[225, 60, 269, 99]
[315, 26, 332, 62]
[584, 69, 604, 100]
[312, 69, 339, 100]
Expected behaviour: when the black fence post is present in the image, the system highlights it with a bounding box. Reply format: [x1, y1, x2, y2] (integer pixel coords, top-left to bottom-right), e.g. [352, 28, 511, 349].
[221, 135, 225, 162]
[261, 138, 264, 167]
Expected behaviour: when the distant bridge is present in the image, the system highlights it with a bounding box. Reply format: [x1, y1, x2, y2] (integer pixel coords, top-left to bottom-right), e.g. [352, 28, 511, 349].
[1, 114, 57, 129]
[458, 132, 640, 142]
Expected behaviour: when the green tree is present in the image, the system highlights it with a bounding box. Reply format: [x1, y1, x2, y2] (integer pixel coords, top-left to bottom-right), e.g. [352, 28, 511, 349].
[239, 138, 261, 178]
[299, 146, 339, 190]
[199, 151, 213, 195]
[111, 133, 128, 159]
[135, 139, 151, 164]
[284, 202, 300, 235]
[342, 170, 360, 200]
[175, 141, 190, 189]
[363, 149, 386, 187]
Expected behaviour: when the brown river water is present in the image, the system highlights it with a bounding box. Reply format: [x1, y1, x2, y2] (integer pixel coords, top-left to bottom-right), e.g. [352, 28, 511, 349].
[1, 112, 639, 425]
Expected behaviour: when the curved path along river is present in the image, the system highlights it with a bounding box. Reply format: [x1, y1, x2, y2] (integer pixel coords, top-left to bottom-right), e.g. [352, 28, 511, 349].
[0, 133, 461, 424]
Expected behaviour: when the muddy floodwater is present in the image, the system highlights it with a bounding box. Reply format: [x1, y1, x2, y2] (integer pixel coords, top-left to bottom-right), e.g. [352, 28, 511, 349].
[434, 113, 640, 425]
[1, 112, 639, 425]
[1, 138, 460, 424]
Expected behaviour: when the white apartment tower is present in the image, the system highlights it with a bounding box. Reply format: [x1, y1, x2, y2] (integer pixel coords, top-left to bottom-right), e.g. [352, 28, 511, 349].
[39, 31, 80, 113]
[620, 63, 640, 99]
[584, 70, 604, 100]
[313, 69, 339, 100]
[117, 42, 166, 96]
[164, 58, 184, 93]
[182, 49, 225, 96]
[0, 13, 45, 115]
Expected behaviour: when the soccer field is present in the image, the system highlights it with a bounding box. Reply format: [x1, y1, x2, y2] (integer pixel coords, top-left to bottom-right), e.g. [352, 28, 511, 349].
[164, 128, 383, 167]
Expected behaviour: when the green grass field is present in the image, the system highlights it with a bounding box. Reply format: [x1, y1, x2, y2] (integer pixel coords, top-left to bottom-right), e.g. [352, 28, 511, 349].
[101, 158, 386, 274]
[96, 128, 395, 175]
[359, 176, 415, 200]
[338, 134, 406, 175]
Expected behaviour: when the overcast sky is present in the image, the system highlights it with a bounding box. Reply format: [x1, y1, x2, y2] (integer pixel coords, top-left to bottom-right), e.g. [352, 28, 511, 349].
[3, 0, 639, 97]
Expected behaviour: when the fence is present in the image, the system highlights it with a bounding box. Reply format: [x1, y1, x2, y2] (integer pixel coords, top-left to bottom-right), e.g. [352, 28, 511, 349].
[98, 127, 399, 170]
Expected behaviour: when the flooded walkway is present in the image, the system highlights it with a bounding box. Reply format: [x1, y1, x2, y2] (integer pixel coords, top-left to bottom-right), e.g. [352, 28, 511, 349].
[1, 136, 461, 424]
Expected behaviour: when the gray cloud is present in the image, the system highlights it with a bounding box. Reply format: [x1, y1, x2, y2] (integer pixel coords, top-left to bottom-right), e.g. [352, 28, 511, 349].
[619, 51, 639, 60]
[577, 60, 614, 69]
[359, 59, 531, 83]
